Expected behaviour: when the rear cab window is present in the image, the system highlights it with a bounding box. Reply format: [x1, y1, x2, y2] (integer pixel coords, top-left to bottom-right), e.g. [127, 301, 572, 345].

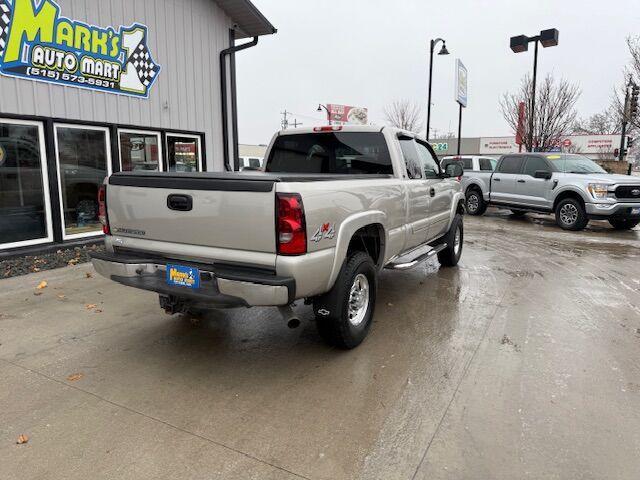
[265, 132, 393, 175]
[441, 156, 472, 172]
[497, 156, 525, 174]
[479, 157, 497, 171]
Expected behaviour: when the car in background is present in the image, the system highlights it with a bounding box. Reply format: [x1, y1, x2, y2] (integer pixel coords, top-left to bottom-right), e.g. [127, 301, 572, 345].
[459, 153, 640, 231]
[441, 155, 498, 174]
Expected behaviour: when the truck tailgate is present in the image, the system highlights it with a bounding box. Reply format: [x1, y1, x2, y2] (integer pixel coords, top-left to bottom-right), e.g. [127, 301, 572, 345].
[106, 173, 277, 253]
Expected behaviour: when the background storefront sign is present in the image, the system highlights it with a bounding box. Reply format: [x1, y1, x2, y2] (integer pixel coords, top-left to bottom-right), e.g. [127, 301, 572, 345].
[455, 59, 468, 107]
[0, 0, 161, 98]
[327, 104, 368, 125]
[431, 142, 449, 152]
[479, 135, 619, 155]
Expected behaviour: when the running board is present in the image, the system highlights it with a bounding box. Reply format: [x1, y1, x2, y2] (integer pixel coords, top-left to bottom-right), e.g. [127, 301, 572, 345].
[385, 243, 448, 271]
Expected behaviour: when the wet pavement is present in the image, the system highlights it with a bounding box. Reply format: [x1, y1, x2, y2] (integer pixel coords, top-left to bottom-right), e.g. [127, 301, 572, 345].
[1, 209, 639, 479]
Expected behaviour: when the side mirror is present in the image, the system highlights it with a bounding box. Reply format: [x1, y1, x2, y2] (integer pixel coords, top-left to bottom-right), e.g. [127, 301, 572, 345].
[534, 170, 552, 180]
[445, 162, 464, 178]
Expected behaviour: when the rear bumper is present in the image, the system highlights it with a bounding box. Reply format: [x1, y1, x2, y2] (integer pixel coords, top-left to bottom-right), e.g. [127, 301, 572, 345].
[585, 202, 640, 220]
[90, 251, 295, 307]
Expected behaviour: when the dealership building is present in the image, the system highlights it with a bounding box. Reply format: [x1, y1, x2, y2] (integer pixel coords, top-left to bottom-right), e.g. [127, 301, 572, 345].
[0, 0, 275, 254]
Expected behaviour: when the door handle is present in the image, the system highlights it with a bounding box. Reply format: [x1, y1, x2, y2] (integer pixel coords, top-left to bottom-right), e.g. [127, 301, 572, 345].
[429, 187, 435, 197]
[517, 179, 526, 183]
[494, 178, 501, 182]
[167, 194, 193, 211]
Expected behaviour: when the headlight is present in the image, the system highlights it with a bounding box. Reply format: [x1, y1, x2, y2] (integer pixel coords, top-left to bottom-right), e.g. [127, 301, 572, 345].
[588, 183, 610, 199]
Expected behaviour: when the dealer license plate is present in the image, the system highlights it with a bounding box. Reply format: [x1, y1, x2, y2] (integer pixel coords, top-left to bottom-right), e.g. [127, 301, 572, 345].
[166, 264, 200, 289]
[632, 208, 640, 215]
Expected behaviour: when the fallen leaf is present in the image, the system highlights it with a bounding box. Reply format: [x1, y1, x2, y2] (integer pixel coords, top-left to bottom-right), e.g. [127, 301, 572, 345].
[94, 309, 103, 314]
[57, 294, 66, 300]
[66, 373, 84, 382]
[68, 259, 79, 266]
[85, 272, 93, 278]
[36, 281, 48, 290]
[85, 304, 97, 310]
[33, 292, 43, 296]
[17, 434, 29, 445]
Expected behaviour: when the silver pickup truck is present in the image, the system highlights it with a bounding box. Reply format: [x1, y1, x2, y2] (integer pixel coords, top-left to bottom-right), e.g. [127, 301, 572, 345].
[91, 126, 465, 348]
[444, 152, 640, 231]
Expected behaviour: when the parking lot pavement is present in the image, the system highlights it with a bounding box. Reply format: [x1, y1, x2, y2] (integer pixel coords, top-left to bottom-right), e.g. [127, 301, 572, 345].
[1, 209, 639, 480]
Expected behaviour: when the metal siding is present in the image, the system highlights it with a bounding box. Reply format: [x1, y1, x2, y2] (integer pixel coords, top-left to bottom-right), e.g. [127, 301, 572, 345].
[0, 0, 233, 171]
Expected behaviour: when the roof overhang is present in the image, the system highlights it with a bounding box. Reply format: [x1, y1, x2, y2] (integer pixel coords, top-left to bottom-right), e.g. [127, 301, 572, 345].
[215, 0, 277, 39]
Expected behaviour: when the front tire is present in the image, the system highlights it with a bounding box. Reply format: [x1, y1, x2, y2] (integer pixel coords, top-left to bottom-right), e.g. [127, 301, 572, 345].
[609, 218, 640, 230]
[555, 198, 589, 231]
[465, 188, 487, 216]
[313, 251, 377, 349]
[437, 214, 464, 267]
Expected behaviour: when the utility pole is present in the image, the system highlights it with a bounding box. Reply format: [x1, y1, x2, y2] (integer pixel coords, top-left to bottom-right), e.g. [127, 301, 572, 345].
[291, 119, 303, 128]
[280, 110, 290, 130]
[620, 79, 639, 174]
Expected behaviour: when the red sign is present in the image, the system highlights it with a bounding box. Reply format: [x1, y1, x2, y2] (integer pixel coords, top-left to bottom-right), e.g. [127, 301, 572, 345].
[563, 139, 572, 147]
[327, 104, 368, 125]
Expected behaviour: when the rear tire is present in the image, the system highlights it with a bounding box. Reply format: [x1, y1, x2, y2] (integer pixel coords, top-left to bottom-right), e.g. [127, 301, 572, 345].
[608, 218, 640, 230]
[510, 209, 527, 217]
[313, 251, 377, 349]
[555, 198, 589, 231]
[437, 214, 464, 267]
[465, 188, 487, 216]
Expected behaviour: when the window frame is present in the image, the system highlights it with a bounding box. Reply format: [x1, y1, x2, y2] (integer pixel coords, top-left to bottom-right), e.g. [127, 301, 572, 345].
[118, 128, 164, 173]
[165, 132, 203, 172]
[53, 123, 112, 241]
[0, 118, 54, 250]
[414, 139, 443, 178]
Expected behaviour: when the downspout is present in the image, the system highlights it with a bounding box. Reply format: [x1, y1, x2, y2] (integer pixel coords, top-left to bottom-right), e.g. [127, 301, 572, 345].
[220, 35, 259, 171]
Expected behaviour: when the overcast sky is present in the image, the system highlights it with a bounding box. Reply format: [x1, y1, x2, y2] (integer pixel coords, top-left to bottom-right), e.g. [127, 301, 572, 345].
[236, 0, 640, 145]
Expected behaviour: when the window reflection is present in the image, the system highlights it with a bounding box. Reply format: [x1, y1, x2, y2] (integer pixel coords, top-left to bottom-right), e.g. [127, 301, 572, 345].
[120, 132, 161, 171]
[0, 122, 49, 246]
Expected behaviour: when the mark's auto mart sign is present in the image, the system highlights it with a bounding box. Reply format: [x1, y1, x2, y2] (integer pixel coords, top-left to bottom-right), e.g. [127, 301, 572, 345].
[0, 0, 160, 98]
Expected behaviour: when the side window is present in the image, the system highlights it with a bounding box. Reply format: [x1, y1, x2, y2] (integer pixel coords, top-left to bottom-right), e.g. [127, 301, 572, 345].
[399, 139, 423, 179]
[479, 158, 494, 171]
[415, 141, 441, 178]
[497, 156, 524, 174]
[462, 158, 473, 170]
[523, 156, 550, 177]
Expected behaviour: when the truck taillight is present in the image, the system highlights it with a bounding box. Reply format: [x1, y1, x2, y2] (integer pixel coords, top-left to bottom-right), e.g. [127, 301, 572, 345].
[276, 193, 306, 255]
[98, 185, 110, 235]
[313, 126, 342, 132]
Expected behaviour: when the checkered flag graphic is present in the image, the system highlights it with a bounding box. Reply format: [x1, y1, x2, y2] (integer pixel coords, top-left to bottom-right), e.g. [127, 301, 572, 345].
[129, 43, 159, 88]
[0, 0, 11, 61]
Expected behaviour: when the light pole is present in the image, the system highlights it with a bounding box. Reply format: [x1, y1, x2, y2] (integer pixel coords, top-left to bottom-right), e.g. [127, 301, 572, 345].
[510, 28, 559, 152]
[317, 104, 331, 125]
[426, 38, 449, 141]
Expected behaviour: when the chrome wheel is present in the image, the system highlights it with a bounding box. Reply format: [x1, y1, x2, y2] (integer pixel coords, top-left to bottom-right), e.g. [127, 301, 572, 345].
[348, 274, 370, 326]
[453, 226, 462, 256]
[467, 194, 479, 213]
[560, 203, 578, 226]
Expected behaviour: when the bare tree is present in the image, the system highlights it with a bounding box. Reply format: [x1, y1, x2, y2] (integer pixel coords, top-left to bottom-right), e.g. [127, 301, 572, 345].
[500, 74, 581, 151]
[573, 107, 621, 135]
[611, 36, 640, 135]
[383, 100, 423, 133]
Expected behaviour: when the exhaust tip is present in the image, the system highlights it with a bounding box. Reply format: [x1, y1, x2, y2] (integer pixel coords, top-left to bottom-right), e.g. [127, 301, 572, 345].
[287, 318, 301, 329]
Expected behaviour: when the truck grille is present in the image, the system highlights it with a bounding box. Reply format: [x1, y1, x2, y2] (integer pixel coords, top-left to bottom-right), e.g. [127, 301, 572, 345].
[615, 186, 640, 200]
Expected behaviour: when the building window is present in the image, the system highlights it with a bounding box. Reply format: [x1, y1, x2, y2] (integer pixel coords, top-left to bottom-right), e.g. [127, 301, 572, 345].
[0, 119, 53, 250]
[118, 129, 162, 172]
[167, 134, 202, 172]
[54, 124, 111, 239]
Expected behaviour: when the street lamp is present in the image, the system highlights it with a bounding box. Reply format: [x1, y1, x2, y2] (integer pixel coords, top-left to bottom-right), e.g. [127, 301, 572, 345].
[426, 38, 450, 141]
[510, 28, 559, 152]
[317, 104, 331, 125]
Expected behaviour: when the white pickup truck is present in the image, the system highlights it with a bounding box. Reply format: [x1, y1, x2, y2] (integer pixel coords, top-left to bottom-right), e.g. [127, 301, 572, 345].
[91, 126, 465, 348]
